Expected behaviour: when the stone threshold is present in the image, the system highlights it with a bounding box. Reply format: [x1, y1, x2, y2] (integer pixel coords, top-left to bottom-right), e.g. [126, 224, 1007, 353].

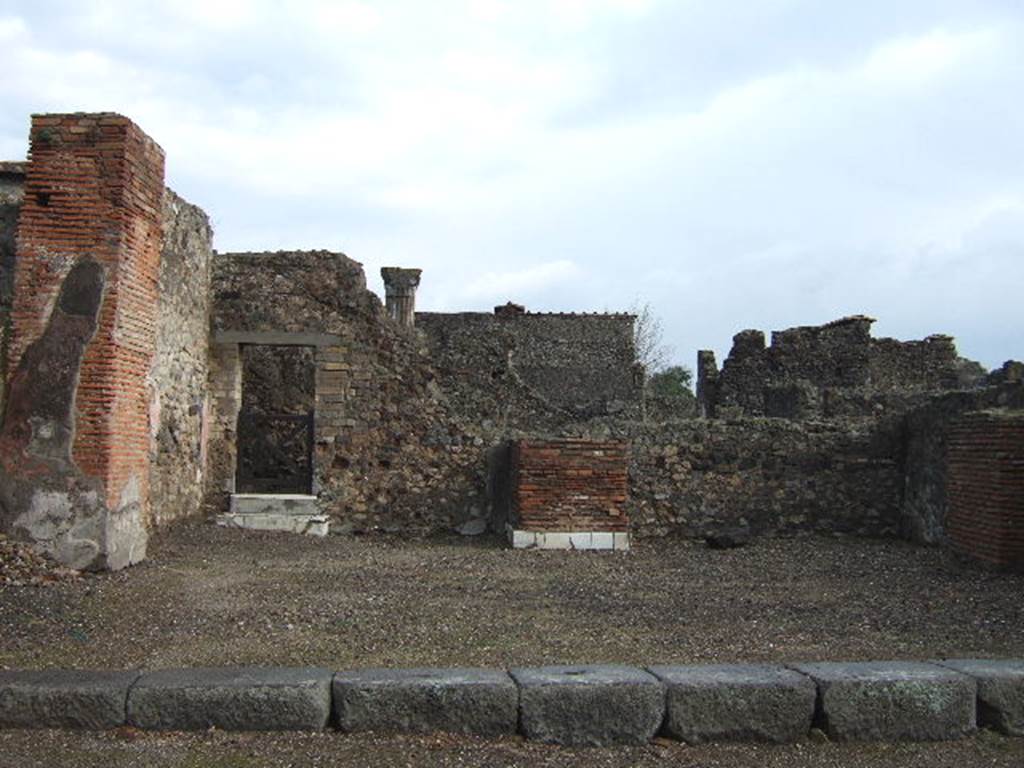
[0, 659, 1021, 745]
[508, 527, 631, 550]
[218, 494, 328, 537]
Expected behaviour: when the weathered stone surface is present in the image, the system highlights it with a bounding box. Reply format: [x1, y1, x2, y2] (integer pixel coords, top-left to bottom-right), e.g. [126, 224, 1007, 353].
[333, 668, 517, 735]
[700, 315, 976, 420]
[0, 259, 132, 571]
[148, 188, 213, 528]
[455, 518, 487, 536]
[127, 667, 332, 731]
[705, 526, 751, 549]
[0, 669, 138, 729]
[561, 416, 906, 540]
[937, 659, 1024, 735]
[416, 310, 642, 427]
[792, 661, 976, 742]
[648, 664, 815, 744]
[510, 665, 664, 746]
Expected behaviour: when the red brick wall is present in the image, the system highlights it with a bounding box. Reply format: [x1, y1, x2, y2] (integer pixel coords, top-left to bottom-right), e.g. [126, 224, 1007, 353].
[946, 411, 1024, 571]
[10, 113, 165, 510]
[511, 439, 629, 532]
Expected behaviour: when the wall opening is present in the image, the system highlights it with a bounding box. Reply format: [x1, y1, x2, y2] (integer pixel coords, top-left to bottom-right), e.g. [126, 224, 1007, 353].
[235, 344, 315, 494]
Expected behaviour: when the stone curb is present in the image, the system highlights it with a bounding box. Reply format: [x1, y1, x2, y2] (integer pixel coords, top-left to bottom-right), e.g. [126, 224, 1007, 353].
[789, 661, 976, 742]
[333, 667, 517, 736]
[0, 660, 1021, 744]
[127, 667, 332, 731]
[511, 665, 664, 746]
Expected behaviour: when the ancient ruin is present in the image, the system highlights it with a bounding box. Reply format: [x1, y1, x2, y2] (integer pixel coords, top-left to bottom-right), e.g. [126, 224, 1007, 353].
[0, 112, 1022, 572]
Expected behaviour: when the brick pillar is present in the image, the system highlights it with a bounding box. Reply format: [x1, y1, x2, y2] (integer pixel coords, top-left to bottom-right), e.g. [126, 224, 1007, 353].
[7, 113, 165, 565]
[380, 267, 421, 328]
[946, 411, 1024, 572]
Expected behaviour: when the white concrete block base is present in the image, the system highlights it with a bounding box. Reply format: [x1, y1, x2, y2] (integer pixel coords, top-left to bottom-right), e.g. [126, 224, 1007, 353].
[508, 527, 629, 551]
[219, 494, 329, 537]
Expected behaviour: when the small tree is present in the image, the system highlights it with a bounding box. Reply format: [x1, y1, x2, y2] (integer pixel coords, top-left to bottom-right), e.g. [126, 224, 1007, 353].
[631, 300, 696, 418]
[631, 299, 672, 374]
[648, 365, 693, 397]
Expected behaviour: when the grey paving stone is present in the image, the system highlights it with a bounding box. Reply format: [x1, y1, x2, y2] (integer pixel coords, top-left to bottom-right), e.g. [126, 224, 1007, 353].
[648, 663, 815, 744]
[510, 665, 664, 746]
[333, 668, 517, 735]
[0, 669, 139, 729]
[127, 667, 331, 731]
[791, 661, 976, 742]
[937, 659, 1024, 736]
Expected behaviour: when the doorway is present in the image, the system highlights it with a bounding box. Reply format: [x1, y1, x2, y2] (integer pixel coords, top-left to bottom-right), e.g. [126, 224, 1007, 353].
[235, 344, 315, 494]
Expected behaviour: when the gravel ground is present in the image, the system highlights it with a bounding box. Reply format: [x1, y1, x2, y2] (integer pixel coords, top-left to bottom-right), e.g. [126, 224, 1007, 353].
[1, 520, 1022, 670]
[0, 728, 1022, 768]
[2, 520, 1023, 766]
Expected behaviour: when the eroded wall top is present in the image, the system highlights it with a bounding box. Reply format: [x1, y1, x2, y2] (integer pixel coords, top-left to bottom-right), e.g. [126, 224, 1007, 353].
[697, 315, 988, 419]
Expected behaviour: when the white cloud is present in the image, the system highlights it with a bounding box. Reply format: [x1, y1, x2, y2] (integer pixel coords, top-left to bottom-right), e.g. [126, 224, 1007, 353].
[0, 1, 1021, 369]
[460, 261, 582, 302]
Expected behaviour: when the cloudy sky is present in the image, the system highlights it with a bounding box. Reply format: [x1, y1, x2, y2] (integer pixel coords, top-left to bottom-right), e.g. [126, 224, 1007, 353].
[1, 0, 1021, 370]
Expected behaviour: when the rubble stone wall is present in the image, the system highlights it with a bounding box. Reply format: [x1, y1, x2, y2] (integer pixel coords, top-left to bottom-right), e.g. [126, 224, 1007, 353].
[209, 251, 485, 531]
[0, 162, 25, 418]
[561, 417, 904, 539]
[147, 189, 213, 527]
[416, 311, 642, 429]
[700, 316, 972, 419]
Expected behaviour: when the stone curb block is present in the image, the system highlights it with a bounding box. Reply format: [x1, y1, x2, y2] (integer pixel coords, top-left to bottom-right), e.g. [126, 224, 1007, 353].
[333, 668, 517, 735]
[936, 659, 1024, 736]
[791, 661, 976, 742]
[648, 664, 816, 744]
[127, 667, 332, 731]
[0, 669, 140, 730]
[1, 660, 1021, 743]
[510, 665, 664, 746]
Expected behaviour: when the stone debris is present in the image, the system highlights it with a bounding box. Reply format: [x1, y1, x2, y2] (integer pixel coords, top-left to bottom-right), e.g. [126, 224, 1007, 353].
[0, 534, 81, 588]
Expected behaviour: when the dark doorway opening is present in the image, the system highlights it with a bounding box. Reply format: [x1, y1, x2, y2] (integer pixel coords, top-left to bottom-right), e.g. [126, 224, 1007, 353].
[236, 344, 315, 494]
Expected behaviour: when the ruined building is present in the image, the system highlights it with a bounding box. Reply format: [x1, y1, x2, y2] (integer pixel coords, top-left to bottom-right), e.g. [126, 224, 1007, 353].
[1, 113, 1021, 572]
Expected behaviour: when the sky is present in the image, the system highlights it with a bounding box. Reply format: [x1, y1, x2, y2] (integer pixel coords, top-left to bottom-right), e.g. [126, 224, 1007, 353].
[1, 0, 1022, 370]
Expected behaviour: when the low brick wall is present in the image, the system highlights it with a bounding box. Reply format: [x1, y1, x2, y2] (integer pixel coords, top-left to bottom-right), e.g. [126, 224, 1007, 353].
[0, 659, 1021, 744]
[946, 411, 1024, 571]
[510, 438, 629, 534]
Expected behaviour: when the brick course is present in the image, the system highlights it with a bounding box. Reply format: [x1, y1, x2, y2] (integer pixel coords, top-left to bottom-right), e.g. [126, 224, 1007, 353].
[510, 439, 629, 533]
[946, 411, 1024, 571]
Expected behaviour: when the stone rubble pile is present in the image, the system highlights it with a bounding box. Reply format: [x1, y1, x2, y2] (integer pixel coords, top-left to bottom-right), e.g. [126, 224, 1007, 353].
[0, 534, 80, 588]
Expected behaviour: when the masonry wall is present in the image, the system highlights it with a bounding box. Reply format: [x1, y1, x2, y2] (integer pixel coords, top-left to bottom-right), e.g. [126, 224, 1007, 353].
[901, 384, 1024, 545]
[699, 316, 979, 419]
[0, 113, 166, 570]
[559, 417, 904, 539]
[209, 251, 485, 531]
[509, 439, 629, 533]
[416, 311, 642, 429]
[147, 189, 213, 527]
[945, 411, 1024, 571]
[0, 162, 25, 418]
